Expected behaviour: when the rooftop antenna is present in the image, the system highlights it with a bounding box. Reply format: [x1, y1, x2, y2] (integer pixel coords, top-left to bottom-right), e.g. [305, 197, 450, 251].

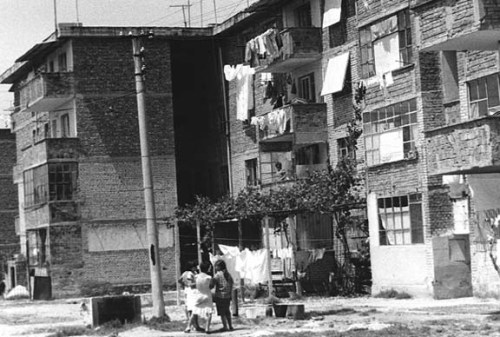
[171, 2, 192, 27]
[53, 0, 58, 33]
[212, 0, 218, 24]
[200, 0, 203, 26]
[75, 0, 80, 24]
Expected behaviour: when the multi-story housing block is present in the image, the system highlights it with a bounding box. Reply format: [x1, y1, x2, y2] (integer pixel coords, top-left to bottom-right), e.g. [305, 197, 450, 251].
[414, 0, 500, 298]
[214, 0, 364, 290]
[1, 24, 227, 297]
[0, 129, 19, 289]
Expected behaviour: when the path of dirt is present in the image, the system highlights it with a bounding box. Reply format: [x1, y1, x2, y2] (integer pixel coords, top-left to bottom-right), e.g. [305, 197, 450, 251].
[2, 295, 500, 337]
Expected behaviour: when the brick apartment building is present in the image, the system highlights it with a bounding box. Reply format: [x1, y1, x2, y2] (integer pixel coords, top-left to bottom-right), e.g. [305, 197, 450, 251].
[214, 0, 500, 299]
[0, 25, 228, 297]
[2, 0, 500, 299]
[0, 129, 19, 289]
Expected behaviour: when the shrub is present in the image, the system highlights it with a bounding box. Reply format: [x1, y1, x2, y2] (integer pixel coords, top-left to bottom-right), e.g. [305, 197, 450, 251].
[374, 289, 412, 299]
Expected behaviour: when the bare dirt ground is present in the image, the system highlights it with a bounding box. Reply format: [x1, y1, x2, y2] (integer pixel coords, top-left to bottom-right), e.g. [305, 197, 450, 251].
[2, 294, 500, 337]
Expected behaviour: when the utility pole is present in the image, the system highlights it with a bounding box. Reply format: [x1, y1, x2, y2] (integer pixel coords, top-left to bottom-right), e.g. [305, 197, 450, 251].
[132, 35, 166, 318]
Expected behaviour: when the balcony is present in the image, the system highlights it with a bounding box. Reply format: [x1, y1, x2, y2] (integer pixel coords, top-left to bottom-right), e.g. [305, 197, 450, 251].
[251, 28, 322, 73]
[22, 138, 80, 167]
[425, 116, 500, 175]
[253, 103, 327, 144]
[414, 0, 500, 51]
[24, 202, 79, 230]
[19, 72, 75, 112]
[260, 162, 329, 187]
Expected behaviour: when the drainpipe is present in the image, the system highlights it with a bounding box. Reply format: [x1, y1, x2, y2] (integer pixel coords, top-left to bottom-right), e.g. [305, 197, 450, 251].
[217, 42, 234, 197]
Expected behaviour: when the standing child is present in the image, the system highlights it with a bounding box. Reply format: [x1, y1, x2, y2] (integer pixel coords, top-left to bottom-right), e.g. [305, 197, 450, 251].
[178, 263, 202, 332]
[212, 260, 234, 332]
[190, 262, 214, 334]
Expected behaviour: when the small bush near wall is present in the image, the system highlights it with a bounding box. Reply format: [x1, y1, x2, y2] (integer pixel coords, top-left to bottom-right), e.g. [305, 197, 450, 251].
[374, 289, 412, 299]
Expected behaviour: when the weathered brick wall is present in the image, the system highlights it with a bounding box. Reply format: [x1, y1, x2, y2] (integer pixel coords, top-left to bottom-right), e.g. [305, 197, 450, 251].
[78, 157, 176, 221]
[49, 224, 84, 297]
[0, 130, 19, 273]
[426, 118, 500, 175]
[414, 0, 484, 50]
[81, 222, 176, 289]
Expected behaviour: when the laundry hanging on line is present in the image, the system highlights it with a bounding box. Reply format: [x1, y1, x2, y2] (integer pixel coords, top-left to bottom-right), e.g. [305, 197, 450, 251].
[224, 64, 255, 121]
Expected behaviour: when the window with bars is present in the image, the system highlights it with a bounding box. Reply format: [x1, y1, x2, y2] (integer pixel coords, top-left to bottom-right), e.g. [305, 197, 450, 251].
[359, 9, 412, 79]
[468, 73, 500, 118]
[378, 193, 424, 246]
[363, 98, 418, 166]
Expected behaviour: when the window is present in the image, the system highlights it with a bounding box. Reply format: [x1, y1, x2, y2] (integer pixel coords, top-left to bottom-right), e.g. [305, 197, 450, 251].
[61, 114, 70, 138]
[24, 163, 77, 207]
[49, 163, 77, 201]
[49, 60, 55, 73]
[295, 3, 312, 27]
[58, 53, 67, 72]
[298, 73, 316, 102]
[359, 9, 412, 79]
[338, 137, 355, 159]
[245, 159, 258, 186]
[378, 193, 423, 245]
[23, 165, 48, 207]
[363, 98, 417, 166]
[468, 73, 500, 118]
[442, 51, 459, 104]
[295, 144, 321, 165]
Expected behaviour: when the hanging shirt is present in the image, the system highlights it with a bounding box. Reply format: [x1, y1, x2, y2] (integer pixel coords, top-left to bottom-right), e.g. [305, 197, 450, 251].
[224, 64, 255, 121]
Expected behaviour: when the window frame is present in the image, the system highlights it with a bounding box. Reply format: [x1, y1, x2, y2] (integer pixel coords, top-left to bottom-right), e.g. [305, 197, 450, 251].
[24, 163, 77, 208]
[468, 73, 500, 118]
[378, 193, 424, 246]
[359, 9, 412, 79]
[298, 73, 316, 103]
[338, 137, 355, 160]
[245, 158, 258, 187]
[363, 98, 418, 166]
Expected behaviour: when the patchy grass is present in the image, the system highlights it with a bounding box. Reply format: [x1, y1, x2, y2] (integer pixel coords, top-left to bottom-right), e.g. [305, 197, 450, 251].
[144, 315, 186, 332]
[308, 307, 357, 318]
[373, 289, 412, 299]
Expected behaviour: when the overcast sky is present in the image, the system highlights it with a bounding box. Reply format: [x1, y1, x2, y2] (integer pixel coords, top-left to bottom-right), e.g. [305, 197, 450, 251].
[0, 0, 255, 127]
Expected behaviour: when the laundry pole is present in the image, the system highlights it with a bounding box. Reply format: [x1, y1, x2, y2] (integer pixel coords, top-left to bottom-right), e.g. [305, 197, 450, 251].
[264, 216, 274, 296]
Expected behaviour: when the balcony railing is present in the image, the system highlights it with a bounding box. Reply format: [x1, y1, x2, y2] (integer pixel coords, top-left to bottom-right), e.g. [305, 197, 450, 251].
[415, 0, 500, 51]
[425, 116, 500, 175]
[24, 201, 79, 229]
[24, 137, 80, 165]
[19, 72, 75, 112]
[249, 27, 322, 73]
[252, 103, 327, 144]
[260, 162, 328, 186]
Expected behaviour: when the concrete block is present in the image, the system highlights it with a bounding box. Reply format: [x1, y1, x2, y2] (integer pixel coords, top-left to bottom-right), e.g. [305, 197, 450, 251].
[90, 295, 141, 327]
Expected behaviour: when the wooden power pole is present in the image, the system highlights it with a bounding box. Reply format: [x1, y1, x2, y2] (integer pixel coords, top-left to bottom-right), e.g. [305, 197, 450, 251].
[132, 36, 166, 317]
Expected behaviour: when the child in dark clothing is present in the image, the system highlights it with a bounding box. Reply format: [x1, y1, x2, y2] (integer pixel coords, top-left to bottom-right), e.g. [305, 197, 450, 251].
[211, 260, 234, 331]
